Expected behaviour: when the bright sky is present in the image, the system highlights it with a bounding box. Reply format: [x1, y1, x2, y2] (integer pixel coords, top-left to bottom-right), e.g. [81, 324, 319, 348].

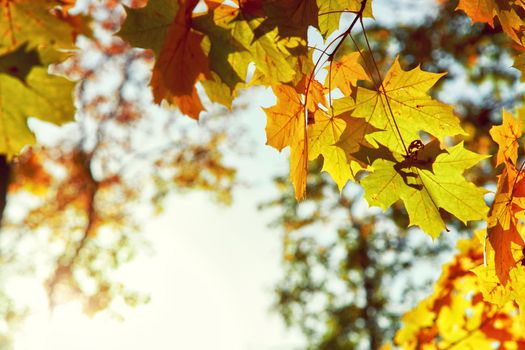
[11, 87, 307, 350]
[9, 1, 444, 349]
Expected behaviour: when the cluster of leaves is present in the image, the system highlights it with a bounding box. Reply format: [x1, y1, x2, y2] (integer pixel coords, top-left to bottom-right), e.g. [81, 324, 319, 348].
[471, 109, 525, 322]
[384, 69, 525, 349]
[114, 0, 523, 240]
[117, 0, 525, 278]
[395, 234, 525, 349]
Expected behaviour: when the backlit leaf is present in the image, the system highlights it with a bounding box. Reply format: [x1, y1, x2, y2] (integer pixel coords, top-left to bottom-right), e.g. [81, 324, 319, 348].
[362, 141, 488, 238]
[308, 110, 362, 190]
[456, 0, 525, 46]
[317, 0, 373, 38]
[0, 45, 75, 157]
[325, 52, 368, 95]
[0, 0, 84, 54]
[333, 57, 465, 154]
[264, 84, 307, 199]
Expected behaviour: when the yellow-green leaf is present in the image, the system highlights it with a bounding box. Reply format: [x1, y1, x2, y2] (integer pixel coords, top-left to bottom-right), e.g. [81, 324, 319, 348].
[0, 45, 74, 157]
[0, 0, 84, 54]
[308, 111, 362, 190]
[361, 141, 488, 238]
[118, 0, 179, 56]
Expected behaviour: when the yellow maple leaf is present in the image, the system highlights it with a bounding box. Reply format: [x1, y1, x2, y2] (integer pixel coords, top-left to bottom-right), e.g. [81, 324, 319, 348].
[333, 57, 465, 155]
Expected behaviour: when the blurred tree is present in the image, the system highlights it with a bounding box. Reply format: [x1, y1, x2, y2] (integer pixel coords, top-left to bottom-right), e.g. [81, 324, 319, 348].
[264, 162, 456, 350]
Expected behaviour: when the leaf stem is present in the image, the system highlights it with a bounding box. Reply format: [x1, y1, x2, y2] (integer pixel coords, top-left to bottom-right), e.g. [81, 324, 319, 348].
[359, 17, 409, 156]
[303, 0, 368, 119]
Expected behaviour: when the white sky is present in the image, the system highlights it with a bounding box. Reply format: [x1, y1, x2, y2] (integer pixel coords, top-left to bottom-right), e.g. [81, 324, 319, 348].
[12, 87, 304, 350]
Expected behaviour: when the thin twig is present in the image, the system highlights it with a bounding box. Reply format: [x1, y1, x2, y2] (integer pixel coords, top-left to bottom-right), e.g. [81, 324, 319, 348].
[359, 17, 409, 155]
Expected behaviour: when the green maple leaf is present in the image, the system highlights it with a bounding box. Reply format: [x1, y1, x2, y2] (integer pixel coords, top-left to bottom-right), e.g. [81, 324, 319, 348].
[255, 0, 318, 41]
[361, 140, 489, 238]
[117, 0, 178, 56]
[192, 3, 253, 89]
[0, 45, 75, 157]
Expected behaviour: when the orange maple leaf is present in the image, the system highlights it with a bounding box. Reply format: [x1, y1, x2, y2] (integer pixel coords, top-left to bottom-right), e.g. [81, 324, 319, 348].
[456, 0, 525, 46]
[295, 77, 326, 113]
[490, 110, 521, 167]
[264, 85, 307, 199]
[325, 52, 368, 95]
[488, 221, 524, 284]
[487, 110, 525, 284]
[457, 0, 495, 25]
[151, 0, 211, 119]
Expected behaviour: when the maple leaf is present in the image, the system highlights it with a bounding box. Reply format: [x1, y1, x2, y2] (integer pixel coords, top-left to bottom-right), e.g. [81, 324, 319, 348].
[0, 1, 85, 157]
[295, 75, 326, 112]
[0, 0, 86, 54]
[490, 110, 521, 166]
[308, 110, 364, 190]
[118, 0, 179, 57]
[200, 73, 235, 109]
[456, 0, 525, 46]
[200, 0, 300, 86]
[487, 222, 524, 284]
[192, 2, 252, 90]
[119, 0, 210, 119]
[361, 141, 488, 238]
[264, 84, 307, 199]
[325, 52, 368, 95]
[253, 0, 318, 42]
[0, 45, 75, 157]
[194, 0, 300, 89]
[397, 235, 525, 349]
[456, 0, 495, 25]
[473, 230, 525, 320]
[317, 0, 373, 38]
[333, 57, 465, 155]
[472, 261, 513, 308]
[485, 110, 525, 284]
[233, 15, 299, 86]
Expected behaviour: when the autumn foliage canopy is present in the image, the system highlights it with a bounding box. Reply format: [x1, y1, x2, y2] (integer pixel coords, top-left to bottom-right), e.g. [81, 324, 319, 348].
[2, 0, 525, 348]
